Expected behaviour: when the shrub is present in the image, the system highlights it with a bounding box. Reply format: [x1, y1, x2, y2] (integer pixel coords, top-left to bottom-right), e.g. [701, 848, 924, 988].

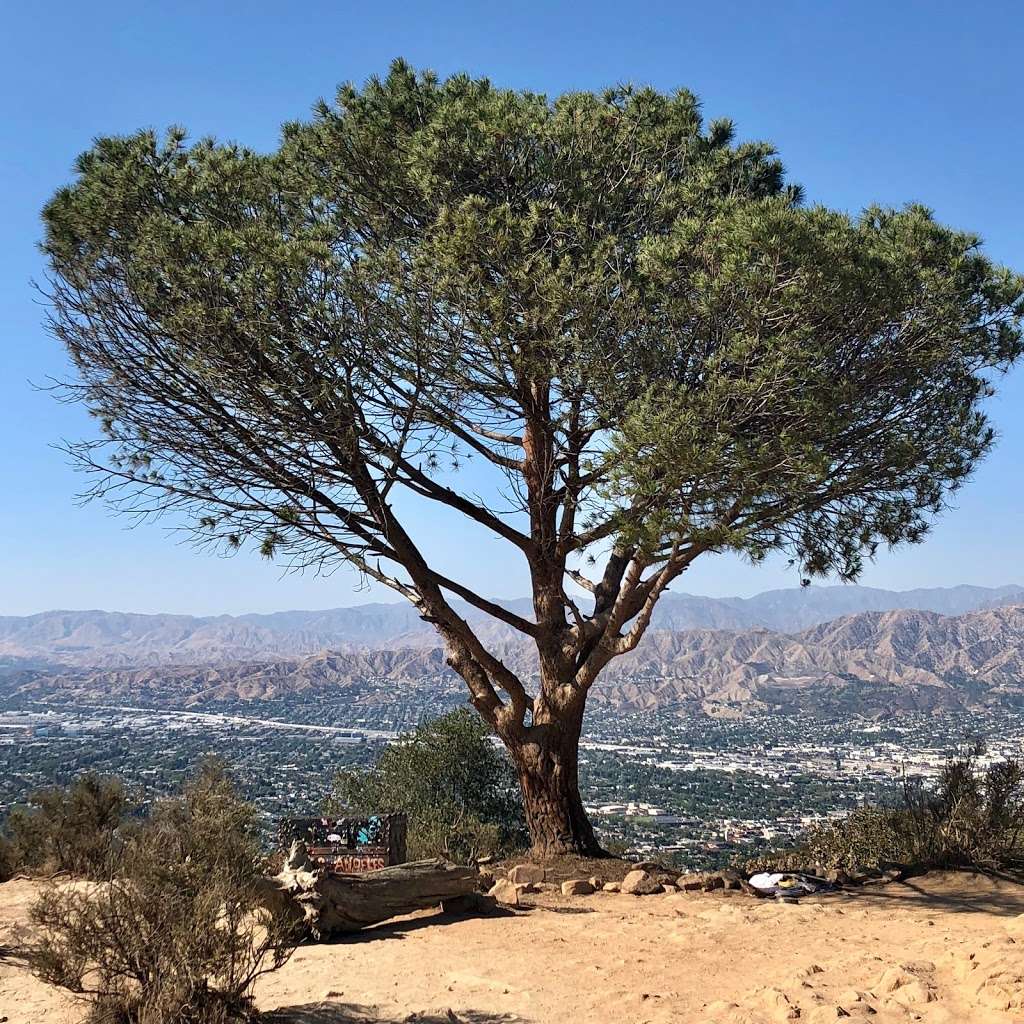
[752, 750, 1024, 875]
[327, 709, 528, 862]
[27, 760, 299, 1024]
[2, 772, 132, 879]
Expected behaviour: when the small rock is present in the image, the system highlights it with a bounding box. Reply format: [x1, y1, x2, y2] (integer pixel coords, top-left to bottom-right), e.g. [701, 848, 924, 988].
[508, 863, 546, 885]
[562, 878, 595, 896]
[514, 881, 539, 894]
[622, 869, 663, 895]
[702, 874, 725, 892]
[602, 881, 621, 892]
[588, 875, 604, 889]
[661, 882, 678, 893]
[677, 873, 705, 891]
[488, 879, 520, 906]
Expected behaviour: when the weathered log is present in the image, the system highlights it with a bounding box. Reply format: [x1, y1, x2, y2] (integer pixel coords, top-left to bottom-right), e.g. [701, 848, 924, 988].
[268, 842, 480, 939]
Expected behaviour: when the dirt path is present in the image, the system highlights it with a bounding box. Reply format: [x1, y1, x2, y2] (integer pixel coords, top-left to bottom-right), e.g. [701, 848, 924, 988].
[3, 872, 1024, 1023]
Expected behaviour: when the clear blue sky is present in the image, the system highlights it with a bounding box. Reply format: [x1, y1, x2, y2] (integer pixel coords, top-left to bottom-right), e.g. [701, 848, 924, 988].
[2, 1, 1022, 616]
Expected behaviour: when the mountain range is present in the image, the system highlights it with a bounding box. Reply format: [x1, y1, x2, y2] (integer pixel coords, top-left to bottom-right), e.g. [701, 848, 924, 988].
[2, 584, 1024, 717]
[2, 583, 1022, 669]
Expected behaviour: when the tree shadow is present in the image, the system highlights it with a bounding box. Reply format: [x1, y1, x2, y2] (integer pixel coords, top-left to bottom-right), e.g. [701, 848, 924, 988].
[262, 1003, 530, 1024]
[833, 871, 1024, 918]
[309, 902, 525, 946]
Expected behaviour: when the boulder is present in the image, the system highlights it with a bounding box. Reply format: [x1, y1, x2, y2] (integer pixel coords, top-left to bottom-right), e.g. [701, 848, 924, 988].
[508, 863, 546, 885]
[488, 879, 520, 906]
[562, 878, 595, 896]
[602, 881, 621, 893]
[621, 869, 663, 895]
[719, 869, 743, 890]
[677, 873, 705, 891]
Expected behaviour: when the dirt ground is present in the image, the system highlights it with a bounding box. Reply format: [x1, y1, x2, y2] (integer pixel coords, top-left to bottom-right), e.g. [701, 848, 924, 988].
[3, 871, 1024, 1024]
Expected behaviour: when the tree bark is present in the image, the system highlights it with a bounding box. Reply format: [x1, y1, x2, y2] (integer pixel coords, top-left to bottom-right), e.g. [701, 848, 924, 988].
[508, 711, 605, 858]
[267, 847, 480, 939]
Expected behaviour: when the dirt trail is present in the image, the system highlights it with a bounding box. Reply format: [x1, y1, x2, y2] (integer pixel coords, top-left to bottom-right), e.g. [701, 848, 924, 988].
[3, 872, 1024, 1023]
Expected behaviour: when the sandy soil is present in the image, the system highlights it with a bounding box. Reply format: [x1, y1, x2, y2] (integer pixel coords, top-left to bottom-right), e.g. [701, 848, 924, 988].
[3, 871, 1024, 1024]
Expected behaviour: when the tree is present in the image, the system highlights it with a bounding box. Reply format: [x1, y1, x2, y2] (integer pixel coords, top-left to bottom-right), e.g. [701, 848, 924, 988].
[328, 709, 528, 861]
[42, 61, 1024, 856]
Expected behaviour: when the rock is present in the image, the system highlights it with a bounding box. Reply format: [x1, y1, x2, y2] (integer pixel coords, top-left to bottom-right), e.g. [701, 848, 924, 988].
[508, 863, 546, 885]
[677, 873, 705, 891]
[488, 879, 520, 906]
[476, 870, 495, 891]
[562, 878, 595, 896]
[661, 883, 678, 893]
[826, 867, 851, 885]
[588, 875, 604, 890]
[514, 881, 539, 894]
[719, 869, 743, 890]
[602, 881, 621, 892]
[621, 869, 663, 895]
[701, 874, 725, 892]
[442, 892, 498, 916]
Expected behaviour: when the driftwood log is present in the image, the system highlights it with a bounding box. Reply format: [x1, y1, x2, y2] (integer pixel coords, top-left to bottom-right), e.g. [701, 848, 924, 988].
[267, 842, 480, 939]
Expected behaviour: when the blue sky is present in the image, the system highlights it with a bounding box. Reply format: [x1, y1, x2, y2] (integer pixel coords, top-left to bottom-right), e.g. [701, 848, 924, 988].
[1, 0, 1022, 616]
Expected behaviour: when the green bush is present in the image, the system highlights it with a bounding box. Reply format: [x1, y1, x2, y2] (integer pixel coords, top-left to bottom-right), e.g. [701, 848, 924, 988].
[327, 709, 527, 862]
[750, 751, 1024, 874]
[27, 759, 299, 1024]
[2, 772, 132, 879]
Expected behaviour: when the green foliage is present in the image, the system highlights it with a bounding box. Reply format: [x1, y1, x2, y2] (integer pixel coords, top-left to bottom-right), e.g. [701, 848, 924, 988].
[27, 759, 298, 1024]
[2, 772, 132, 879]
[327, 709, 527, 862]
[752, 751, 1024, 874]
[40, 59, 1024, 584]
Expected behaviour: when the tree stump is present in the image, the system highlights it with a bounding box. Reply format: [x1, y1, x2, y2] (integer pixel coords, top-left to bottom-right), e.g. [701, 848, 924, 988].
[268, 842, 480, 939]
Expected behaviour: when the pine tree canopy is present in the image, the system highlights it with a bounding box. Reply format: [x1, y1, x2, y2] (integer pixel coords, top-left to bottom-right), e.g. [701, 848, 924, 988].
[41, 62, 1024, 854]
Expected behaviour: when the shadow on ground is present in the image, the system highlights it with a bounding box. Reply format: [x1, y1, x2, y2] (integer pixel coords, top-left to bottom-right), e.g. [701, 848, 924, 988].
[263, 1003, 529, 1024]
[834, 870, 1024, 918]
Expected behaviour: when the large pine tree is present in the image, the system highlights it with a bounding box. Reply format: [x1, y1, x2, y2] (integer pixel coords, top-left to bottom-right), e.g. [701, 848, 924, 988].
[43, 61, 1023, 854]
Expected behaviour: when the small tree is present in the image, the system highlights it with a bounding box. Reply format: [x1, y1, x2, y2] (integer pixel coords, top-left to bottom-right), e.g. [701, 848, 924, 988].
[329, 709, 527, 862]
[28, 761, 299, 1024]
[2, 772, 131, 879]
[43, 61, 1024, 855]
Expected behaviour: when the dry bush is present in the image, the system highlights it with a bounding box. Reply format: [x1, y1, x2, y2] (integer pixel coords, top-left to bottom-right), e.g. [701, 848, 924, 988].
[752, 750, 1024, 875]
[27, 760, 299, 1024]
[2, 772, 131, 879]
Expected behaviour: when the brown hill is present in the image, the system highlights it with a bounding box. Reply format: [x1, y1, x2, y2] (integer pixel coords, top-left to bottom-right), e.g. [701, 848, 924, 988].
[6, 605, 1024, 716]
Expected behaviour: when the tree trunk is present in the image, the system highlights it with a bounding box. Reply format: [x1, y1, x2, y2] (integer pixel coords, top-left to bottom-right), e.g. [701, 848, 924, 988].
[508, 711, 605, 858]
[267, 848, 480, 939]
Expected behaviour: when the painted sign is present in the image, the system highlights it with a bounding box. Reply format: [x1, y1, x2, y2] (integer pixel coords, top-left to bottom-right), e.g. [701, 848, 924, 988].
[279, 813, 407, 874]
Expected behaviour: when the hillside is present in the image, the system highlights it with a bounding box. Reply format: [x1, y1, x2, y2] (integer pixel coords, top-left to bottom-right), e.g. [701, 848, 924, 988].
[6, 604, 1024, 716]
[3, 872, 1023, 1023]
[2, 584, 1021, 669]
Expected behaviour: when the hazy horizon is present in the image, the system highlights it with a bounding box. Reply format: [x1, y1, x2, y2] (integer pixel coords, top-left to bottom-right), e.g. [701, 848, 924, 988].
[5, 580, 1024, 622]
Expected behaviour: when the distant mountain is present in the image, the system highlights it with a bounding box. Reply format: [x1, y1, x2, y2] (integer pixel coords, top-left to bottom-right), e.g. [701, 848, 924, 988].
[6, 603, 1024, 718]
[2, 584, 1021, 669]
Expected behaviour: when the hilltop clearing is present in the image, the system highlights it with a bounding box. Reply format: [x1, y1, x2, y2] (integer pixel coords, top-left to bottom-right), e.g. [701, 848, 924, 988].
[3, 871, 1024, 1023]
